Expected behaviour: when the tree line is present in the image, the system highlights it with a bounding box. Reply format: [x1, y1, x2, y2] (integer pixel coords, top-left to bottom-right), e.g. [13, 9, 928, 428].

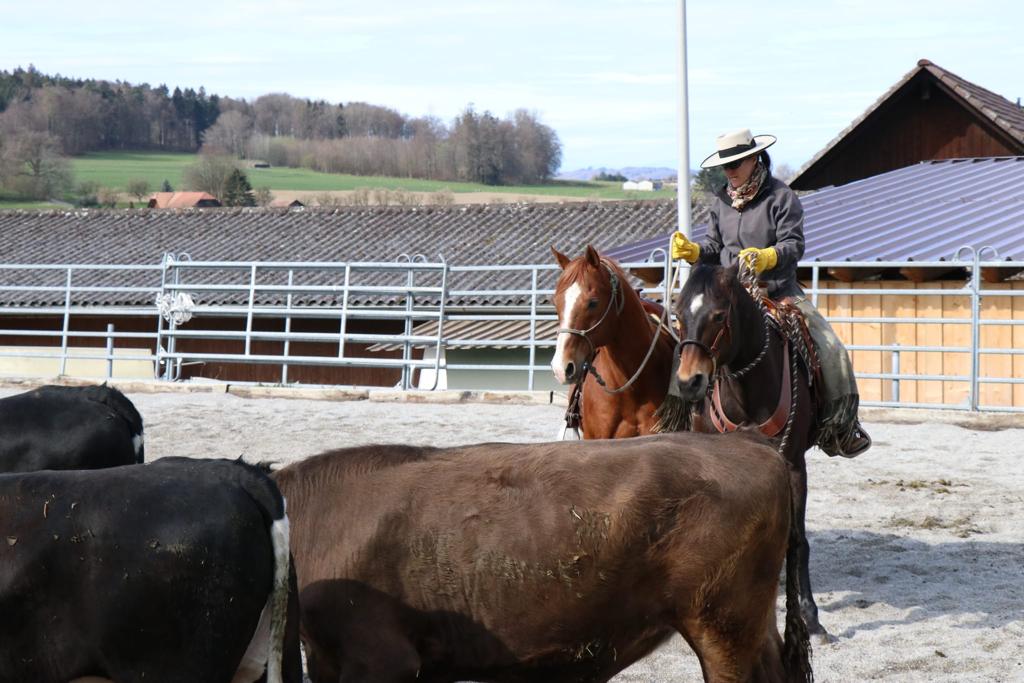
[0, 65, 563, 201]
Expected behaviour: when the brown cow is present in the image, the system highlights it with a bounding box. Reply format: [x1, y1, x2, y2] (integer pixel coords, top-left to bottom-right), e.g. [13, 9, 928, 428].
[274, 431, 813, 683]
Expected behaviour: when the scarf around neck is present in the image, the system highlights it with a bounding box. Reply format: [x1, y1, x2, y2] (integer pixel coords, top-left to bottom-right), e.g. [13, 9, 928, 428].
[726, 160, 768, 210]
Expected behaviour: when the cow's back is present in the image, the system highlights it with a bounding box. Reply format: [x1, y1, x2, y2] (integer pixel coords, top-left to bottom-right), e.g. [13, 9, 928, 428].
[0, 457, 300, 683]
[0, 384, 144, 472]
[276, 431, 791, 682]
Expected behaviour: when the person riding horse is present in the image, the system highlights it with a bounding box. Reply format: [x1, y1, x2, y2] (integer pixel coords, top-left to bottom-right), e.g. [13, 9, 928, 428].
[672, 128, 871, 458]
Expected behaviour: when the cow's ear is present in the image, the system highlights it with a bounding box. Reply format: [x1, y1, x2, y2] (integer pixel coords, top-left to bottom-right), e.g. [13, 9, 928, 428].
[584, 244, 601, 267]
[551, 246, 571, 270]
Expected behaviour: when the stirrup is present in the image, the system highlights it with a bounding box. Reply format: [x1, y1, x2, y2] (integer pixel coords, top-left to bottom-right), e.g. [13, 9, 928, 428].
[836, 422, 872, 458]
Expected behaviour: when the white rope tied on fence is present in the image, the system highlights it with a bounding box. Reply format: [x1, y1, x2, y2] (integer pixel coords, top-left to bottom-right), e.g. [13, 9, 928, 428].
[155, 292, 196, 325]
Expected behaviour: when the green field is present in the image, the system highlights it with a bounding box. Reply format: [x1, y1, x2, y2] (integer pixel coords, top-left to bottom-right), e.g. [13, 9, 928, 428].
[69, 152, 198, 192]
[0, 200, 66, 209]
[0, 151, 676, 209]
[65, 151, 676, 200]
[0, 189, 69, 210]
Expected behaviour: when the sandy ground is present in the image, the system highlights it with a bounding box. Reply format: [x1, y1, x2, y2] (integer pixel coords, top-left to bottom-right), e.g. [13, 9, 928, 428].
[13, 387, 1022, 682]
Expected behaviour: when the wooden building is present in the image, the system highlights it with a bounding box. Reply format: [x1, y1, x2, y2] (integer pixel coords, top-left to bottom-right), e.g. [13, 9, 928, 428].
[790, 59, 1024, 191]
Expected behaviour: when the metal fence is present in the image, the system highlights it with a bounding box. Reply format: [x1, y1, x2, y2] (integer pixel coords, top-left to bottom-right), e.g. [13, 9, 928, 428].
[0, 249, 1021, 412]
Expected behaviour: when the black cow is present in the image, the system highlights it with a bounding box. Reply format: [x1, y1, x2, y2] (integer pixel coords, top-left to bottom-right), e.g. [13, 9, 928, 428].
[0, 457, 303, 683]
[0, 383, 145, 472]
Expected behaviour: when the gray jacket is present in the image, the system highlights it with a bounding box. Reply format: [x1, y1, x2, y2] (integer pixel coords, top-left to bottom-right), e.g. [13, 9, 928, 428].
[699, 176, 805, 298]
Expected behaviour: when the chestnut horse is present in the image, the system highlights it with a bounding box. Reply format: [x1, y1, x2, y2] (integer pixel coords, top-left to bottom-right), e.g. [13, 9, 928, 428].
[550, 245, 677, 439]
[667, 262, 833, 641]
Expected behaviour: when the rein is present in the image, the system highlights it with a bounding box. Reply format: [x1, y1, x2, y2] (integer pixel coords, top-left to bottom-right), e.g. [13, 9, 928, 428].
[587, 309, 669, 395]
[557, 260, 674, 436]
[678, 263, 797, 442]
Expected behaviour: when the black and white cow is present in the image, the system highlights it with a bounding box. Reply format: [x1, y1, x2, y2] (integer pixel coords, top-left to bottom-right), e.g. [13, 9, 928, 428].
[0, 383, 145, 472]
[0, 457, 303, 683]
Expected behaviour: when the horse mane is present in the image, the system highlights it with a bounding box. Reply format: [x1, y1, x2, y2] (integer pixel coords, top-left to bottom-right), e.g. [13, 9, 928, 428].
[678, 263, 747, 309]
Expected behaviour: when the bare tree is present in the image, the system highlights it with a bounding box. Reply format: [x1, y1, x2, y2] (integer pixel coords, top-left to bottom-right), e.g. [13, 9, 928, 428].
[510, 109, 561, 183]
[0, 130, 72, 199]
[182, 153, 237, 200]
[343, 102, 406, 138]
[74, 180, 101, 207]
[126, 178, 151, 202]
[349, 187, 371, 207]
[97, 186, 119, 208]
[314, 192, 344, 208]
[427, 188, 454, 206]
[294, 99, 343, 139]
[254, 186, 273, 206]
[253, 93, 297, 137]
[773, 163, 797, 184]
[201, 110, 253, 158]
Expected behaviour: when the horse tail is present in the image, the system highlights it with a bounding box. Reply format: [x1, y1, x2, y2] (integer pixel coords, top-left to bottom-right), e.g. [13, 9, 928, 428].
[782, 489, 814, 682]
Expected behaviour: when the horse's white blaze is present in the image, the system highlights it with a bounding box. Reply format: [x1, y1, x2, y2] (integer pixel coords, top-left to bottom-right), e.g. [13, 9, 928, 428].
[232, 503, 290, 683]
[689, 293, 705, 317]
[550, 282, 582, 383]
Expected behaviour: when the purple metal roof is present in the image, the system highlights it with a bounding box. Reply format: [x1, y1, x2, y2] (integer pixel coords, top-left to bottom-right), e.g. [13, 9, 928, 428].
[605, 157, 1024, 263]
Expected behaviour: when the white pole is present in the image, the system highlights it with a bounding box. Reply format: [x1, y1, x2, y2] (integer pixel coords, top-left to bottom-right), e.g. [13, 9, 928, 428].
[668, 0, 692, 301]
[676, 0, 691, 241]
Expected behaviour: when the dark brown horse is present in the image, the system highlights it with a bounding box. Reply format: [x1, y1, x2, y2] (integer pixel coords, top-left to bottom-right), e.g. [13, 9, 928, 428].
[669, 262, 832, 641]
[549, 245, 677, 438]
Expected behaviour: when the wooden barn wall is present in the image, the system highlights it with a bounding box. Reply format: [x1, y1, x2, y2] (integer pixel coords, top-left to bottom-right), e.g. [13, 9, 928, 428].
[814, 280, 1024, 408]
[793, 76, 1019, 190]
[171, 316, 408, 386]
[0, 314, 409, 387]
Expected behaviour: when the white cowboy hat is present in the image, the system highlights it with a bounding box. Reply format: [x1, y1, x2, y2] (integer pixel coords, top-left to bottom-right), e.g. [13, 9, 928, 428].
[700, 128, 777, 169]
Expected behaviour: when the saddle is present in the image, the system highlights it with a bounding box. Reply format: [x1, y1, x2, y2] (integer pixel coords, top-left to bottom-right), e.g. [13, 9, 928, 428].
[637, 292, 679, 343]
[638, 295, 665, 319]
[763, 295, 823, 390]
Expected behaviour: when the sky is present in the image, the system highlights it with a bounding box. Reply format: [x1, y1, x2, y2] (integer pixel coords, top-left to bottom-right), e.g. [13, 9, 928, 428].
[3, 0, 1022, 174]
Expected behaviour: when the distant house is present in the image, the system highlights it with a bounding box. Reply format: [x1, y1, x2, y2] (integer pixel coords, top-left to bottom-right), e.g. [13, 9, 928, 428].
[147, 192, 222, 209]
[790, 59, 1024, 190]
[621, 180, 663, 192]
[269, 198, 305, 209]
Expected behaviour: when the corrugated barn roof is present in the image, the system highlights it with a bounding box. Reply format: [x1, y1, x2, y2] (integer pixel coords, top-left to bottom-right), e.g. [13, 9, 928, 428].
[608, 157, 1024, 264]
[0, 201, 679, 307]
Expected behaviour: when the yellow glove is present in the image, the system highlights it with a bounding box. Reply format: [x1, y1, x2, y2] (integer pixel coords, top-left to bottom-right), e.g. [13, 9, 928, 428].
[670, 231, 700, 263]
[739, 247, 779, 274]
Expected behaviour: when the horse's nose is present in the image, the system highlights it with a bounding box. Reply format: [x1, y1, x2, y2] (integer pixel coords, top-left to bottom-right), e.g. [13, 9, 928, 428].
[564, 361, 577, 381]
[686, 373, 705, 393]
[673, 372, 706, 401]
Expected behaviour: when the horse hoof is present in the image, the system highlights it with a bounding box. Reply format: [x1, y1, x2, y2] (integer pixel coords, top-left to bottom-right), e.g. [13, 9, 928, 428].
[811, 628, 839, 645]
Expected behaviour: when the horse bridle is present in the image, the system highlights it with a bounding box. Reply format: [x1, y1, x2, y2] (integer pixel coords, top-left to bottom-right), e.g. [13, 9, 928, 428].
[676, 301, 733, 377]
[676, 276, 774, 383]
[673, 270, 798, 450]
[556, 260, 672, 396]
[555, 261, 624, 361]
